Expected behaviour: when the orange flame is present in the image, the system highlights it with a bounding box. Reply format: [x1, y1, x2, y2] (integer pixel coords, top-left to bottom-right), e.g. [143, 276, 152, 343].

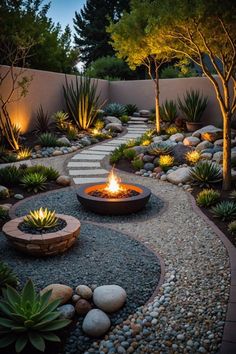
[105, 169, 123, 194]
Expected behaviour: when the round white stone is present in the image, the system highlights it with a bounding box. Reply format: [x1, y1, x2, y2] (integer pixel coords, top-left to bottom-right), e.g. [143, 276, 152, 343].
[93, 285, 127, 313]
[82, 309, 111, 337]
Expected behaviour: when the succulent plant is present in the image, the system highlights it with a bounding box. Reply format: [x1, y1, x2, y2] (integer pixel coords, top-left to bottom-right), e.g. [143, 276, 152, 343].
[35, 105, 52, 133]
[21, 172, 47, 193]
[66, 125, 78, 141]
[211, 201, 236, 221]
[185, 150, 202, 165]
[196, 189, 220, 207]
[0, 279, 70, 353]
[123, 148, 137, 160]
[148, 142, 173, 156]
[178, 89, 208, 122]
[110, 144, 126, 164]
[131, 157, 144, 170]
[165, 126, 180, 135]
[104, 103, 126, 117]
[17, 147, 32, 160]
[158, 154, 175, 171]
[190, 161, 222, 187]
[160, 99, 178, 123]
[0, 166, 23, 187]
[52, 111, 70, 131]
[120, 115, 129, 124]
[125, 104, 138, 116]
[38, 132, 59, 147]
[0, 261, 18, 292]
[23, 207, 58, 230]
[228, 220, 236, 235]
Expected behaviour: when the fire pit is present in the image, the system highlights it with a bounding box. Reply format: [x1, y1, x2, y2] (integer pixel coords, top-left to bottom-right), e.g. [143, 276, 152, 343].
[77, 170, 151, 215]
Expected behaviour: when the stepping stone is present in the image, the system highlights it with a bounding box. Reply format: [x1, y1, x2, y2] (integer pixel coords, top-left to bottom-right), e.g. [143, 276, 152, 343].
[80, 150, 110, 155]
[128, 125, 147, 129]
[89, 146, 117, 151]
[125, 134, 142, 138]
[130, 117, 148, 121]
[72, 154, 105, 160]
[68, 161, 101, 168]
[69, 169, 108, 176]
[73, 177, 107, 184]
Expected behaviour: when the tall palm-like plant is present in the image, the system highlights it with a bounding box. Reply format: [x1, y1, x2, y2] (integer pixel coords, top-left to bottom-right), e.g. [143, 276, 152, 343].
[63, 75, 105, 130]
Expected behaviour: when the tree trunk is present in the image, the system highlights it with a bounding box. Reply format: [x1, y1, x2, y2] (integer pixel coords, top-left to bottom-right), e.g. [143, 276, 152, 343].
[155, 80, 161, 133]
[222, 111, 231, 190]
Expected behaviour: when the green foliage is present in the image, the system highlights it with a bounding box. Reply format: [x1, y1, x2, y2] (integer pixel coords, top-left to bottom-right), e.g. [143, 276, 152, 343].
[94, 119, 105, 131]
[148, 142, 173, 156]
[110, 144, 126, 164]
[0, 207, 9, 220]
[24, 208, 58, 230]
[165, 126, 180, 135]
[131, 157, 144, 170]
[178, 89, 208, 122]
[185, 150, 202, 165]
[74, 1, 130, 66]
[0, 261, 17, 292]
[24, 166, 59, 181]
[120, 115, 129, 124]
[123, 149, 137, 160]
[34, 105, 52, 133]
[63, 75, 103, 130]
[196, 189, 220, 207]
[104, 103, 126, 118]
[0, 166, 23, 187]
[38, 133, 59, 147]
[160, 100, 178, 123]
[17, 147, 32, 161]
[190, 161, 222, 187]
[0, 147, 17, 163]
[21, 173, 47, 193]
[158, 155, 175, 171]
[211, 201, 236, 221]
[125, 104, 138, 116]
[228, 221, 236, 235]
[85, 56, 134, 80]
[52, 111, 70, 131]
[66, 126, 78, 141]
[0, 279, 70, 353]
[160, 66, 179, 79]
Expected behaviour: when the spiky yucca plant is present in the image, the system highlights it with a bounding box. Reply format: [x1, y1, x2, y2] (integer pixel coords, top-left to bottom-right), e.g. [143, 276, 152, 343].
[63, 75, 104, 130]
[148, 142, 173, 156]
[21, 173, 47, 193]
[23, 208, 58, 230]
[178, 89, 208, 122]
[190, 161, 222, 187]
[196, 189, 220, 207]
[160, 99, 178, 123]
[0, 279, 70, 353]
[0, 261, 18, 292]
[125, 104, 138, 116]
[211, 201, 236, 221]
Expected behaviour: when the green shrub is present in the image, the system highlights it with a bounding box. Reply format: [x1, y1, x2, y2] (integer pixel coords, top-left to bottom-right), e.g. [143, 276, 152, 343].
[0, 279, 70, 353]
[23, 166, 59, 181]
[196, 189, 220, 207]
[94, 119, 105, 131]
[104, 103, 126, 117]
[160, 99, 178, 123]
[21, 172, 47, 193]
[120, 115, 129, 124]
[148, 142, 173, 156]
[38, 133, 59, 147]
[211, 201, 236, 221]
[123, 148, 136, 160]
[52, 111, 70, 131]
[0, 147, 17, 163]
[0, 166, 22, 187]
[125, 104, 138, 116]
[110, 144, 126, 164]
[63, 75, 104, 130]
[160, 66, 180, 78]
[228, 220, 236, 235]
[131, 157, 144, 170]
[190, 161, 222, 187]
[178, 89, 208, 122]
[34, 105, 52, 133]
[0, 261, 18, 292]
[0, 206, 9, 220]
[66, 125, 78, 141]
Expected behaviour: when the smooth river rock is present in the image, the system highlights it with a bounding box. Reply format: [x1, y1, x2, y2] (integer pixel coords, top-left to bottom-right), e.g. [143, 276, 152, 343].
[57, 304, 75, 319]
[82, 309, 111, 337]
[166, 167, 191, 185]
[40, 284, 73, 305]
[76, 285, 93, 300]
[93, 285, 127, 313]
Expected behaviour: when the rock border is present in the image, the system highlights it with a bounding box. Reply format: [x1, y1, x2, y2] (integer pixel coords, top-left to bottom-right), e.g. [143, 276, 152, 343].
[2, 213, 81, 256]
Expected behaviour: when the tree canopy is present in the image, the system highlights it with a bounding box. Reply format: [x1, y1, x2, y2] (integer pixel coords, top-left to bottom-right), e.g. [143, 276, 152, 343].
[0, 0, 79, 73]
[73, 0, 130, 67]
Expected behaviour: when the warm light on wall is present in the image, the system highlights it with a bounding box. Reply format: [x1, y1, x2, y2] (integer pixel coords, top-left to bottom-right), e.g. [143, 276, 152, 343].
[11, 113, 30, 134]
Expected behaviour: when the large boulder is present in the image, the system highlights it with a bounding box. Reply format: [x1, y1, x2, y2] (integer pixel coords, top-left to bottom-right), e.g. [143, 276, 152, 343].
[57, 137, 71, 146]
[183, 137, 200, 146]
[143, 162, 155, 171]
[139, 109, 150, 117]
[169, 133, 184, 143]
[212, 151, 223, 164]
[104, 116, 121, 124]
[105, 123, 123, 133]
[82, 309, 111, 337]
[172, 145, 191, 164]
[196, 141, 213, 151]
[40, 284, 73, 305]
[0, 186, 10, 198]
[93, 285, 127, 313]
[166, 167, 191, 185]
[192, 125, 223, 140]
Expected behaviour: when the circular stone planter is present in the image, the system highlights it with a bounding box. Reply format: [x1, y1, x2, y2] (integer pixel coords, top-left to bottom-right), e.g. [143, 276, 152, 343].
[77, 183, 151, 215]
[2, 214, 81, 256]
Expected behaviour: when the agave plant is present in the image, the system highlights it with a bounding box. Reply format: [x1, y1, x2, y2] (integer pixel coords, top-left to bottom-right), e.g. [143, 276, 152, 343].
[0, 279, 70, 353]
[148, 142, 173, 156]
[178, 89, 208, 122]
[125, 104, 138, 116]
[0, 261, 18, 292]
[160, 99, 178, 123]
[0, 165, 23, 187]
[51, 111, 70, 131]
[190, 161, 222, 187]
[34, 105, 52, 133]
[211, 201, 236, 221]
[104, 103, 126, 117]
[24, 208, 58, 230]
[38, 132, 59, 147]
[63, 75, 104, 130]
[21, 172, 47, 193]
[17, 147, 32, 160]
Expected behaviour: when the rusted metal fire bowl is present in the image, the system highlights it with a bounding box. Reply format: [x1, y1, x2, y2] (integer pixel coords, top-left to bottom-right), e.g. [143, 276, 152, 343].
[77, 183, 151, 215]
